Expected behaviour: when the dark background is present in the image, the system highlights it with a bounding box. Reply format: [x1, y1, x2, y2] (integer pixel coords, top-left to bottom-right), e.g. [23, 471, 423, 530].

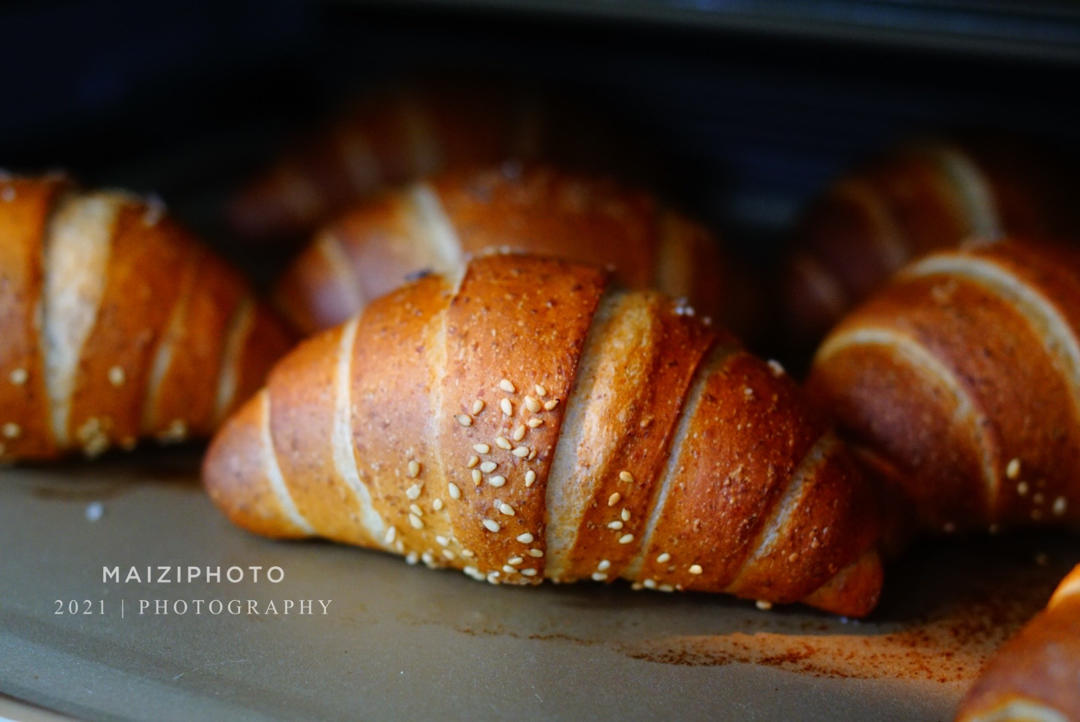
[3, 0, 1079, 258]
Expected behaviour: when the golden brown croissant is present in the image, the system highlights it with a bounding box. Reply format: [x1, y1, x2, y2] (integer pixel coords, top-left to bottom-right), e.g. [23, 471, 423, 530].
[228, 80, 651, 242]
[273, 164, 753, 339]
[204, 253, 883, 616]
[956, 563, 1080, 721]
[0, 172, 293, 462]
[808, 239, 1080, 535]
[782, 138, 1074, 351]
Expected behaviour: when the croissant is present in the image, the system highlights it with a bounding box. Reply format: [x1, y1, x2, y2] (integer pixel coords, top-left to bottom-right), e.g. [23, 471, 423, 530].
[228, 80, 651, 242]
[781, 137, 1074, 350]
[273, 163, 753, 339]
[0, 172, 293, 462]
[808, 239, 1080, 534]
[956, 564, 1080, 721]
[204, 253, 884, 616]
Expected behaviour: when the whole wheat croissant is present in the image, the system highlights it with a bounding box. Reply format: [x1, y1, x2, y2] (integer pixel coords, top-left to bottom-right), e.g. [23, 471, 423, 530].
[228, 80, 650, 242]
[274, 164, 753, 339]
[204, 253, 883, 616]
[956, 563, 1080, 721]
[0, 173, 293, 462]
[782, 138, 1074, 350]
[808, 239, 1080, 534]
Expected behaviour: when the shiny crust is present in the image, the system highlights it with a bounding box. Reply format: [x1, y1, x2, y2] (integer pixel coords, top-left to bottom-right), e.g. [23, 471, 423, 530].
[274, 164, 751, 338]
[956, 564, 1080, 722]
[0, 173, 293, 462]
[205, 253, 883, 615]
[809, 240, 1080, 533]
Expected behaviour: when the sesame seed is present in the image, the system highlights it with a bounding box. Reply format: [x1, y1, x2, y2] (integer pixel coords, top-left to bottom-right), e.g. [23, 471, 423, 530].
[659, 584, 674, 593]
[656, 552, 671, 564]
[744, 387, 754, 398]
[607, 520, 624, 530]
[495, 436, 512, 450]
[406, 552, 419, 565]
[422, 552, 434, 566]
[528, 548, 543, 557]
[527, 449, 537, 460]
[502, 565, 516, 574]
[407, 460, 421, 478]
[435, 535, 449, 546]
[621, 508, 631, 522]
[482, 519, 501, 532]
[432, 498, 444, 511]
[607, 492, 621, 507]
[520, 568, 537, 577]
[499, 379, 516, 393]
[631, 583, 643, 591]
[524, 396, 541, 413]
[9, 368, 28, 386]
[592, 572, 608, 581]
[385, 527, 396, 544]
[409, 514, 423, 529]
[487, 573, 500, 584]
[527, 418, 543, 428]
[1017, 481, 1029, 496]
[2, 423, 21, 439]
[1053, 496, 1068, 516]
[688, 564, 703, 575]
[535, 384, 547, 397]
[543, 399, 559, 411]
[480, 461, 497, 473]
[767, 360, 785, 377]
[461, 549, 476, 558]
[512, 446, 530, 458]
[512, 425, 526, 441]
[788, 552, 799, 563]
[108, 366, 125, 387]
[409, 503, 423, 516]
[472, 469, 483, 485]
[467, 455, 479, 468]
[756, 600, 773, 611]
[524, 470, 536, 486]
[516, 532, 534, 543]
[498, 502, 516, 516]
[448, 482, 461, 499]
[597, 560, 611, 571]
[456, 414, 473, 427]
[406, 483, 422, 500]
[619, 471, 634, 483]
[442, 549, 455, 560]
[472, 399, 485, 414]
[508, 556, 523, 565]
[474, 443, 491, 454]
[618, 533, 634, 544]
[643, 579, 657, 589]
[489, 475, 506, 487]
[1006, 458, 1021, 480]
[500, 398, 513, 416]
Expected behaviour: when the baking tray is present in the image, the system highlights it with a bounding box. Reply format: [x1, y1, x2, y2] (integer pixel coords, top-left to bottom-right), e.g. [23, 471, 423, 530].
[1, 450, 1077, 721]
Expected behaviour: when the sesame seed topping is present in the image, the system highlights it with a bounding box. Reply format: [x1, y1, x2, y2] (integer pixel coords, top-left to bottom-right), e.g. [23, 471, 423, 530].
[448, 482, 461, 499]
[524, 470, 536, 487]
[421, 552, 434, 566]
[508, 556, 523, 565]
[499, 379, 516, 393]
[1053, 496, 1068, 516]
[619, 471, 634, 483]
[756, 600, 773, 611]
[535, 384, 547, 397]
[436, 535, 450, 546]
[608, 492, 621, 507]
[643, 579, 657, 589]
[498, 502, 516, 516]
[502, 565, 516, 574]
[405, 483, 422, 500]
[1006, 458, 1021, 480]
[474, 443, 491, 454]
[524, 396, 541, 413]
[788, 552, 799, 563]
[495, 436, 512, 450]
[512, 446, 530, 458]
[442, 549, 455, 560]
[406, 552, 419, 565]
[592, 572, 608, 581]
[621, 509, 631, 522]
[472, 399, 485, 414]
[618, 533, 634, 544]
[9, 368, 28, 386]
[527, 418, 543, 428]
[384, 527, 396, 544]
[407, 460, 421, 478]
[543, 399, 559, 411]
[409, 503, 423, 516]
[467, 455, 479, 468]
[597, 560, 611, 571]
[688, 564, 703, 575]
[409, 514, 423, 529]
[489, 475, 506, 487]
[456, 414, 473, 427]
[480, 461, 497, 473]
[659, 584, 674, 593]
[432, 498, 444, 511]
[108, 366, 126, 387]
[482, 519, 501, 532]
[512, 425, 526, 441]
[461, 549, 476, 558]
[500, 398, 513, 416]
[656, 552, 671, 564]
[528, 548, 544, 558]
[472, 469, 483, 485]
[767, 359, 785, 377]
[607, 520, 624, 530]
[516, 532, 534, 543]
[1017, 481, 1029, 496]
[2, 423, 21, 439]
[527, 449, 537, 460]
[520, 568, 537, 577]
